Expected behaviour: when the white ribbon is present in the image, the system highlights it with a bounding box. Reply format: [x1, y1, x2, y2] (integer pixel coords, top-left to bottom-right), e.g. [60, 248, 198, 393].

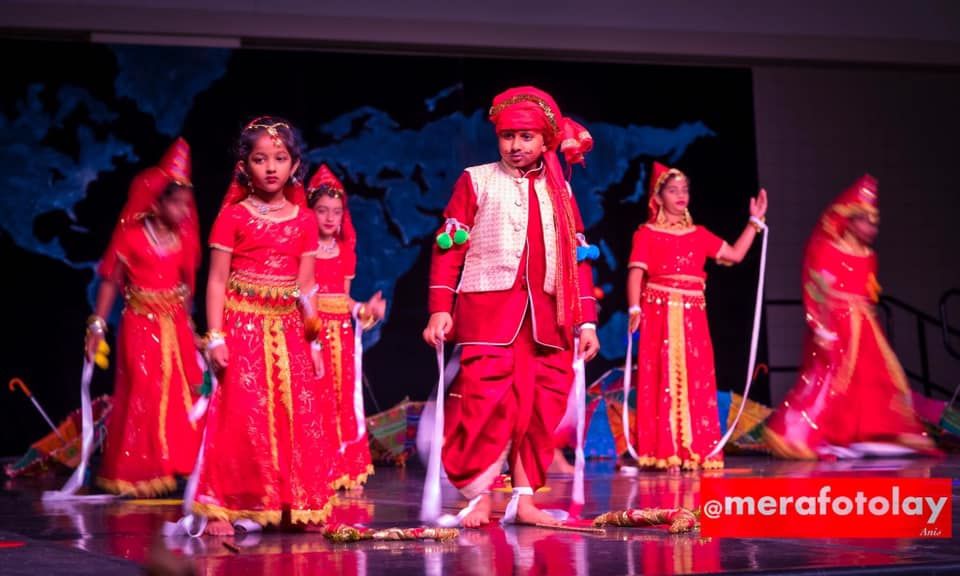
[436, 493, 483, 528]
[420, 341, 447, 522]
[164, 367, 220, 538]
[501, 486, 569, 525]
[706, 224, 769, 459]
[621, 330, 640, 461]
[346, 304, 367, 451]
[43, 360, 113, 502]
[502, 486, 534, 524]
[571, 338, 586, 507]
[188, 351, 211, 424]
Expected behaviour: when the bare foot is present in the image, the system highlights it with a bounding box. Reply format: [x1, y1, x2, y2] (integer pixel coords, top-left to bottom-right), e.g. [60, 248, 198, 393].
[548, 448, 575, 475]
[461, 494, 492, 528]
[205, 519, 235, 536]
[515, 495, 561, 526]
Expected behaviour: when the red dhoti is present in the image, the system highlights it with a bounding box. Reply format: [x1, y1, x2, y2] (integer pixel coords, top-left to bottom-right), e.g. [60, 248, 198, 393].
[443, 315, 573, 498]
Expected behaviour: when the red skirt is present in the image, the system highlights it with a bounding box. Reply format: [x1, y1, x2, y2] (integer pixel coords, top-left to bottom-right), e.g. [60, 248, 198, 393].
[443, 316, 573, 497]
[633, 283, 723, 470]
[193, 274, 337, 526]
[316, 295, 373, 490]
[764, 302, 931, 458]
[97, 286, 202, 496]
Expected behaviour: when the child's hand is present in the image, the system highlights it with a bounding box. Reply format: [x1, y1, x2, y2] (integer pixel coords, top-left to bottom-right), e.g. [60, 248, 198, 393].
[750, 188, 768, 219]
[366, 291, 387, 321]
[85, 331, 104, 362]
[422, 312, 453, 348]
[311, 342, 325, 379]
[208, 344, 230, 372]
[628, 309, 643, 333]
[577, 328, 600, 361]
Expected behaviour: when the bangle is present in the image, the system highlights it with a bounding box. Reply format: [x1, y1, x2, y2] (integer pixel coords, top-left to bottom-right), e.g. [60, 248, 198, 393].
[628, 305, 641, 316]
[205, 329, 226, 351]
[86, 315, 107, 334]
[354, 303, 379, 330]
[577, 322, 597, 333]
[749, 216, 767, 233]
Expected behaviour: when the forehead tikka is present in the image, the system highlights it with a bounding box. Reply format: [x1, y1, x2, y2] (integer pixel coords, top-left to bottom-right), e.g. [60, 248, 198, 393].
[244, 118, 291, 146]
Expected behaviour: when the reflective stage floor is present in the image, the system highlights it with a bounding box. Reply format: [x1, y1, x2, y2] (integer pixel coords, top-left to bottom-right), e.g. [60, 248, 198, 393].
[1, 456, 959, 575]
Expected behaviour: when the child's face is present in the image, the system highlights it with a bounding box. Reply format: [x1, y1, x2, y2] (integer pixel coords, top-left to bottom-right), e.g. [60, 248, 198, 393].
[243, 133, 299, 195]
[847, 214, 879, 246]
[155, 185, 193, 227]
[313, 194, 344, 238]
[657, 177, 690, 216]
[498, 130, 546, 170]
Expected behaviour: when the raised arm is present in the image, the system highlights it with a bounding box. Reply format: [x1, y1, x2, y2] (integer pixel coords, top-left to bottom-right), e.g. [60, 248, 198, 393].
[716, 188, 768, 264]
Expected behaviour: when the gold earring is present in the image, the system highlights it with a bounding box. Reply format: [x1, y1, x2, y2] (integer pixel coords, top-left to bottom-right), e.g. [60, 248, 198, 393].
[655, 206, 667, 226]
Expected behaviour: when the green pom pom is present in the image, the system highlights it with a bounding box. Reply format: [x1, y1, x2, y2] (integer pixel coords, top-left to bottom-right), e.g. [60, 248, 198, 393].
[453, 229, 469, 245]
[199, 371, 213, 396]
[436, 232, 453, 250]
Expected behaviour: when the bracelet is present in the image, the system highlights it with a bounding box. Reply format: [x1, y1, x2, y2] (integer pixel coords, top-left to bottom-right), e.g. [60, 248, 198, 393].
[205, 329, 226, 351]
[578, 322, 597, 333]
[86, 315, 107, 334]
[628, 305, 641, 316]
[749, 216, 767, 233]
[353, 302, 379, 330]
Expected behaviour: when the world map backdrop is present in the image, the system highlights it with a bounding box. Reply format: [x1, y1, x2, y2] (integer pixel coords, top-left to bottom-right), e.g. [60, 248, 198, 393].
[0, 39, 764, 454]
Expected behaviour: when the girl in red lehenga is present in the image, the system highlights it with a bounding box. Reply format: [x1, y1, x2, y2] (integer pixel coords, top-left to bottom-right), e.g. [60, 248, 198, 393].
[305, 164, 386, 491]
[193, 117, 337, 535]
[85, 137, 203, 497]
[626, 162, 767, 471]
[763, 175, 938, 459]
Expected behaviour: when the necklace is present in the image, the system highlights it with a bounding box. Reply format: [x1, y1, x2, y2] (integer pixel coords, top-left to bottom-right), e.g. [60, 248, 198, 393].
[247, 195, 287, 215]
[318, 237, 338, 254]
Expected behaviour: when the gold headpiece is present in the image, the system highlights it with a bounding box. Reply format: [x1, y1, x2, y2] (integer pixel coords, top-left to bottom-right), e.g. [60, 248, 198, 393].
[488, 94, 560, 135]
[243, 118, 291, 146]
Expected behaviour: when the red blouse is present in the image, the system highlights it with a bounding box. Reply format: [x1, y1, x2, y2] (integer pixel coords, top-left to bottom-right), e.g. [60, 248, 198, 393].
[629, 224, 724, 286]
[100, 221, 191, 290]
[314, 242, 356, 295]
[209, 203, 319, 279]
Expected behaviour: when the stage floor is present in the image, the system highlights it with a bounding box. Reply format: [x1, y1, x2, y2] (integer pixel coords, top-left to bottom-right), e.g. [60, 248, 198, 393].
[1, 456, 958, 575]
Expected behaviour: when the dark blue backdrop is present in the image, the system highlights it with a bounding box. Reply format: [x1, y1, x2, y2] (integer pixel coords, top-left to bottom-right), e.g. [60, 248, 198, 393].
[0, 39, 763, 456]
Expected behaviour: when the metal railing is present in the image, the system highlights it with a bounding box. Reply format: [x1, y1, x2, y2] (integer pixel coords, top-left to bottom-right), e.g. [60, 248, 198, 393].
[939, 288, 960, 362]
[766, 291, 960, 399]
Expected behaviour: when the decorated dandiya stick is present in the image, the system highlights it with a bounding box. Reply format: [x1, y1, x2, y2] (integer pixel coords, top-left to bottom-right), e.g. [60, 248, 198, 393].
[592, 507, 699, 534]
[323, 524, 460, 543]
[534, 523, 607, 535]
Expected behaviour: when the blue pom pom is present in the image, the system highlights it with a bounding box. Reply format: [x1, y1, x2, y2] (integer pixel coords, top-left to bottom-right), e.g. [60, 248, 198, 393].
[577, 244, 600, 261]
